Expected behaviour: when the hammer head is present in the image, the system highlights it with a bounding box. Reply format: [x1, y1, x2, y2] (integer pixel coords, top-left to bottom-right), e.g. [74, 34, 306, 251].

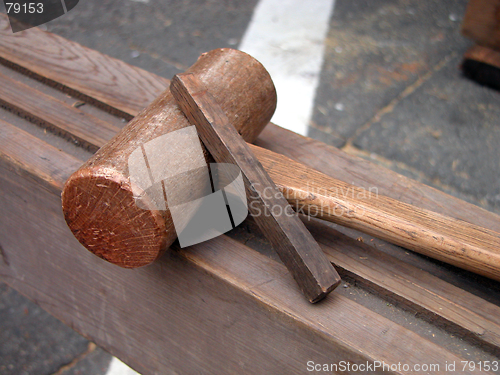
[62, 49, 277, 268]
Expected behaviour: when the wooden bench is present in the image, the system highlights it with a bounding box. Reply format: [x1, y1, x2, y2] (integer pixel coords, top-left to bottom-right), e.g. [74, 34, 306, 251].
[0, 14, 499, 374]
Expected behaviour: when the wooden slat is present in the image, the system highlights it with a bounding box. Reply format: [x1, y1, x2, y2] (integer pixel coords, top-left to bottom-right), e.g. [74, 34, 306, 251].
[0, 71, 119, 151]
[0, 125, 485, 374]
[1, 23, 500, 353]
[171, 73, 340, 303]
[0, 14, 168, 118]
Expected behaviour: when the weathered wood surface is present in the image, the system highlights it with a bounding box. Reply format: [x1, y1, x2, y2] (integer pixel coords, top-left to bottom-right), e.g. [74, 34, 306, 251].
[1, 21, 500, 357]
[305, 219, 500, 350]
[171, 73, 340, 303]
[462, 0, 500, 51]
[2, 13, 497, 236]
[1, 121, 488, 374]
[2, 34, 497, 281]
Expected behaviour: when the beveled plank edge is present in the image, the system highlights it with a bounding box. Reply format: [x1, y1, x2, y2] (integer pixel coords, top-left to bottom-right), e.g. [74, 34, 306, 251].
[178, 237, 480, 373]
[0, 54, 134, 121]
[0, 121, 478, 374]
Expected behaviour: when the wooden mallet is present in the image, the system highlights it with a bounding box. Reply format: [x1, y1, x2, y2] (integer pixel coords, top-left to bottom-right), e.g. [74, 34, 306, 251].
[62, 48, 341, 303]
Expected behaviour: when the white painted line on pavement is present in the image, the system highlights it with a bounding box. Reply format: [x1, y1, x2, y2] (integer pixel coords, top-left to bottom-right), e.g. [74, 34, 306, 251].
[106, 357, 141, 375]
[239, 0, 335, 135]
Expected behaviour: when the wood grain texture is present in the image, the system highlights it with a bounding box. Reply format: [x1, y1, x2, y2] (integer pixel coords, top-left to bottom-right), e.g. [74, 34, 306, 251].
[0, 71, 120, 151]
[8, 53, 498, 280]
[3, 61, 500, 350]
[462, 0, 500, 50]
[0, 10, 497, 235]
[170, 73, 340, 303]
[256, 125, 500, 234]
[62, 48, 276, 268]
[0, 132, 488, 374]
[302, 218, 500, 353]
[0, 119, 83, 193]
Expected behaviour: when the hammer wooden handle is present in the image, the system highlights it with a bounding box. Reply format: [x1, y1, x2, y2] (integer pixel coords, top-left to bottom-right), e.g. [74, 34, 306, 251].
[253, 146, 500, 281]
[171, 73, 341, 303]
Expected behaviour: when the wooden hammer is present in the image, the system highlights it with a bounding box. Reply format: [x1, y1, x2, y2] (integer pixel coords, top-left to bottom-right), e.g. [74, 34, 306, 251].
[62, 48, 340, 303]
[62, 49, 276, 268]
[62, 49, 500, 287]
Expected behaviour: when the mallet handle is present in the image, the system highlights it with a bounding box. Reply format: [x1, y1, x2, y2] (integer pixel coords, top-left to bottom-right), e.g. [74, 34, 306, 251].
[253, 145, 500, 281]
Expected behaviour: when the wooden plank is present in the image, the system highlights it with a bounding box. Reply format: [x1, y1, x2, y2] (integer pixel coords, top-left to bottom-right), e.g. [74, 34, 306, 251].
[3, 71, 500, 351]
[0, 125, 483, 374]
[0, 118, 83, 193]
[0, 14, 168, 118]
[462, 0, 500, 51]
[4, 35, 498, 283]
[0, 71, 120, 151]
